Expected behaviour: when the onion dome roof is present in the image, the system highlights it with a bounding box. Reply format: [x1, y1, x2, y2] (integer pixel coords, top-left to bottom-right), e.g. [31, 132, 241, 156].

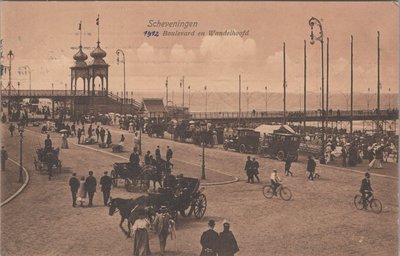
[73, 46, 88, 62]
[90, 42, 107, 59]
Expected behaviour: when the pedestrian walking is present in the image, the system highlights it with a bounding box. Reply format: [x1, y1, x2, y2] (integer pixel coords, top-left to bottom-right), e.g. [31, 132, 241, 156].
[88, 124, 93, 138]
[61, 133, 69, 149]
[69, 173, 80, 207]
[166, 146, 173, 162]
[106, 129, 112, 146]
[200, 220, 219, 256]
[155, 145, 161, 161]
[1, 146, 8, 171]
[153, 206, 173, 256]
[100, 127, 105, 143]
[9, 123, 15, 137]
[252, 157, 260, 182]
[100, 171, 112, 206]
[84, 171, 97, 207]
[132, 208, 151, 256]
[77, 176, 87, 207]
[306, 155, 316, 181]
[218, 221, 239, 256]
[95, 125, 100, 142]
[285, 155, 293, 176]
[342, 146, 348, 167]
[244, 156, 254, 183]
[71, 123, 76, 137]
[77, 128, 82, 144]
[144, 151, 151, 165]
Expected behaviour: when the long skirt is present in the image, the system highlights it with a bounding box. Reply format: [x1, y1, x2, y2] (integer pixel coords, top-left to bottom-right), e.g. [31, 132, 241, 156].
[61, 138, 69, 149]
[133, 229, 151, 256]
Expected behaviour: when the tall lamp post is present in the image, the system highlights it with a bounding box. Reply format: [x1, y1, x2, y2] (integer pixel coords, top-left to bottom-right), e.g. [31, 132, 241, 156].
[116, 49, 126, 105]
[201, 122, 206, 179]
[309, 17, 326, 164]
[204, 86, 208, 119]
[18, 124, 24, 183]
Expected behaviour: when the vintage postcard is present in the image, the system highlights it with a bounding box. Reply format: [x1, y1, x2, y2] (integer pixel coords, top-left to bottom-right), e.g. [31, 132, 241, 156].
[1, 1, 398, 256]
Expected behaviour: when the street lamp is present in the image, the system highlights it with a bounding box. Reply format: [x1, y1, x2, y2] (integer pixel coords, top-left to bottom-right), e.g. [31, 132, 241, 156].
[17, 82, 20, 96]
[201, 122, 206, 179]
[7, 50, 14, 94]
[116, 49, 126, 105]
[367, 88, 370, 110]
[309, 17, 326, 164]
[19, 65, 31, 97]
[246, 86, 249, 112]
[18, 123, 24, 183]
[388, 88, 391, 109]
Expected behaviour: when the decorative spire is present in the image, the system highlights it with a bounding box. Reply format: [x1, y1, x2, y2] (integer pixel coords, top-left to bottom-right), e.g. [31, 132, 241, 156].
[96, 14, 100, 46]
[78, 21, 82, 48]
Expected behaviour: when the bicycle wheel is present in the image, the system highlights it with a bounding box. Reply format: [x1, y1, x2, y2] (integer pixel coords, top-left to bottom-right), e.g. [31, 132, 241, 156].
[354, 195, 364, 210]
[370, 199, 382, 214]
[279, 187, 292, 201]
[263, 185, 274, 199]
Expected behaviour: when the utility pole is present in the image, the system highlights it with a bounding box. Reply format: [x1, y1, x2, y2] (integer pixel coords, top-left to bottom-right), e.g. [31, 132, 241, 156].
[326, 37, 329, 131]
[238, 75, 241, 124]
[350, 35, 354, 136]
[304, 40, 307, 133]
[283, 42, 287, 124]
[377, 31, 381, 133]
[165, 77, 168, 105]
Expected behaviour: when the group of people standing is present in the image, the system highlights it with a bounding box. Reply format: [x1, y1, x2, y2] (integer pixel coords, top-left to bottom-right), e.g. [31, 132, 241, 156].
[244, 156, 260, 183]
[200, 220, 239, 256]
[68, 171, 112, 207]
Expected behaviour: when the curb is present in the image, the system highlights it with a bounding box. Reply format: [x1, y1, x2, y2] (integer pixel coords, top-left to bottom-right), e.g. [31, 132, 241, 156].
[1, 158, 30, 207]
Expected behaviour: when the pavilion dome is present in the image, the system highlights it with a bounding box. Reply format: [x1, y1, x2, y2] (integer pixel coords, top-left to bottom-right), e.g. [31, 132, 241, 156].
[73, 46, 88, 62]
[90, 42, 107, 59]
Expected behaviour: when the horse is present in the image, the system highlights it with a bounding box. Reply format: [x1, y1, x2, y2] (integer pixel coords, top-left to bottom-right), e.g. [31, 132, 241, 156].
[108, 196, 157, 237]
[141, 164, 163, 191]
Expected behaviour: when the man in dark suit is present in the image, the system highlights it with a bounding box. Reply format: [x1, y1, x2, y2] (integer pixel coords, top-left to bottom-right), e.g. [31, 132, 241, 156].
[244, 156, 253, 183]
[100, 171, 113, 206]
[84, 171, 97, 207]
[360, 172, 373, 209]
[200, 220, 219, 256]
[69, 173, 80, 207]
[166, 146, 173, 162]
[155, 145, 161, 161]
[306, 155, 316, 181]
[252, 157, 260, 183]
[44, 134, 52, 152]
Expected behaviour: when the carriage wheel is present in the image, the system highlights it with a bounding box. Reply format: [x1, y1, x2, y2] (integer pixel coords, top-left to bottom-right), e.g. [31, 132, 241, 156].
[276, 150, 285, 161]
[239, 144, 246, 154]
[111, 170, 117, 187]
[193, 194, 207, 219]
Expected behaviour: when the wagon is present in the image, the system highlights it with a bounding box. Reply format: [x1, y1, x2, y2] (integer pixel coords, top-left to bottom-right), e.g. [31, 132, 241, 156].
[33, 147, 62, 174]
[111, 162, 149, 192]
[223, 128, 260, 153]
[147, 177, 207, 221]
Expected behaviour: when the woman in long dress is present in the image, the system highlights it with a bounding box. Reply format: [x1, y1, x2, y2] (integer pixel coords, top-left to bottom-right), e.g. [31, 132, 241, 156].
[61, 133, 69, 149]
[77, 176, 87, 207]
[132, 209, 151, 256]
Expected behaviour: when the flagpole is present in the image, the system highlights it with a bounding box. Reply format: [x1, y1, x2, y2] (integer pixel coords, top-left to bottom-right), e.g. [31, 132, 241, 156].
[166, 77, 169, 105]
[97, 14, 100, 44]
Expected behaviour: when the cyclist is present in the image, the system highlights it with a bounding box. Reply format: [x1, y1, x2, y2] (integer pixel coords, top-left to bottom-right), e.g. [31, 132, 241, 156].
[360, 172, 373, 209]
[270, 169, 281, 196]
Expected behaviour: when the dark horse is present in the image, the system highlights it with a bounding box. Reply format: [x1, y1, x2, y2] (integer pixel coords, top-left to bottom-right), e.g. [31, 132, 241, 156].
[108, 196, 157, 237]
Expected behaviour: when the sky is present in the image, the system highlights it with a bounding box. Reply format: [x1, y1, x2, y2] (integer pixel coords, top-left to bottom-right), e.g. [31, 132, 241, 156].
[1, 1, 399, 96]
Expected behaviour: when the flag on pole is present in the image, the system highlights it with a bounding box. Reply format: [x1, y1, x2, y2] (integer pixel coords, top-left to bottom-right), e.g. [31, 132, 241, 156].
[180, 80, 182, 88]
[96, 15, 99, 25]
[78, 21, 81, 31]
[204, 86, 207, 90]
[188, 85, 190, 89]
[165, 77, 168, 87]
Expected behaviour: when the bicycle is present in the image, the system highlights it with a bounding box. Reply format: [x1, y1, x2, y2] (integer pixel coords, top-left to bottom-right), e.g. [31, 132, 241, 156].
[263, 183, 292, 201]
[354, 193, 382, 214]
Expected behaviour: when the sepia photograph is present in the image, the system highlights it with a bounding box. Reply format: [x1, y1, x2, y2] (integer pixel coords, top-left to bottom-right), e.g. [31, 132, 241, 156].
[0, 1, 398, 255]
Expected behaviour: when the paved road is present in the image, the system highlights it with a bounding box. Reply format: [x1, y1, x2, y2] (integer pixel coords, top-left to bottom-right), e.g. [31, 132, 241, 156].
[1, 123, 398, 256]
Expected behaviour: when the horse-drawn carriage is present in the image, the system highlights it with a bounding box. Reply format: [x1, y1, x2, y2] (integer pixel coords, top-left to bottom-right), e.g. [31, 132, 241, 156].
[146, 176, 207, 221]
[33, 147, 62, 174]
[111, 163, 152, 192]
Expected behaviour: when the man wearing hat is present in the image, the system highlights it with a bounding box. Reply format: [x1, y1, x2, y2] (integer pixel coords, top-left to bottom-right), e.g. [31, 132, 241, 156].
[144, 151, 151, 165]
[218, 221, 239, 256]
[270, 169, 281, 196]
[244, 156, 254, 183]
[68, 173, 80, 207]
[360, 172, 373, 209]
[155, 145, 161, 161]
[200, 220, 219, 256]
[84, 171, 97, 207]
[153, 206, 172, 256]
[100, 171, 113, 206]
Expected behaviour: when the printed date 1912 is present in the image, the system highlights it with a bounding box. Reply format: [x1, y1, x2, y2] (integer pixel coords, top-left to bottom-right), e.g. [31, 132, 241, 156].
[144, 31, 159, 37]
